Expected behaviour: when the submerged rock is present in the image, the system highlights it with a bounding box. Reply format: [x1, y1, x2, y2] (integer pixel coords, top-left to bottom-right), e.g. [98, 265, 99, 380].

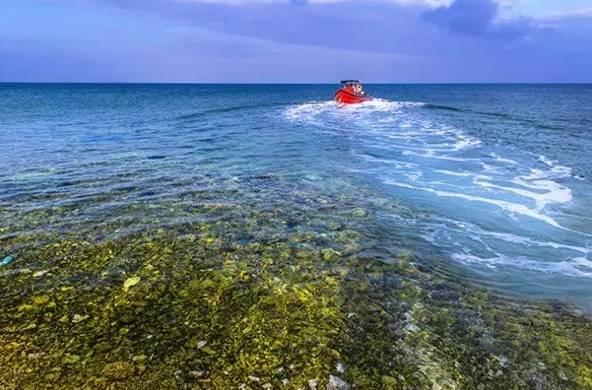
[0, 256, 14, 266]
[72, 314, 89, 323]
[1, 215, 591, 389]
[381, 375, 398, 387]
[32, 295, 50, 306]
[123, 276, 141, 291]
[350, 208, 367, 218]
[32, 270, 49, 278]
[327, 375, 350, 390]
[101, 361, 135, 380]
[321, 248, 340, 262]
[63, 354, 80, 365]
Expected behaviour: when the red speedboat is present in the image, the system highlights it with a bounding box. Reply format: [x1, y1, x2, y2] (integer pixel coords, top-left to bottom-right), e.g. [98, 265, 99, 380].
[334, 80, 372, 105]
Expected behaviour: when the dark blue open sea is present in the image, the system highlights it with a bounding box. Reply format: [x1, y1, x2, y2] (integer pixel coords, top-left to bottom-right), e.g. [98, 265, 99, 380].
[1, 84, 592, 388]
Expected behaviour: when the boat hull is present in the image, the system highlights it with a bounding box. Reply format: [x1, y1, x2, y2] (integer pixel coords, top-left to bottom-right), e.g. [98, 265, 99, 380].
[334, 89, 372, 105]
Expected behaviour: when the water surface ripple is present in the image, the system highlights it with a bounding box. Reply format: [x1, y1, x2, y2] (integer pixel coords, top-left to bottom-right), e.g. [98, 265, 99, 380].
[1, 83, 591, 310]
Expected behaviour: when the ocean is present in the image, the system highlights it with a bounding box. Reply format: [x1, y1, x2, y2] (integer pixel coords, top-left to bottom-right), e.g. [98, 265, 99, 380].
[1, 83, 591, 388]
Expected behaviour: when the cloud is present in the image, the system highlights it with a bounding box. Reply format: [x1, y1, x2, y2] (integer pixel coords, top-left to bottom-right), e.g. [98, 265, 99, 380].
[177, 0, 450, 7]
[542, 7, 592, 21]
[423, 0, 539, 38]
[3, 0, 591, 82]
[85, 0, 441, 55]
[423, 0, 497, 35]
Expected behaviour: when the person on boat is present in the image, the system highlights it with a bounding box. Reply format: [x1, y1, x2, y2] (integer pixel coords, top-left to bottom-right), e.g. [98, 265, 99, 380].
[354, 83, 366, 95]
[344, 84, 356, 94]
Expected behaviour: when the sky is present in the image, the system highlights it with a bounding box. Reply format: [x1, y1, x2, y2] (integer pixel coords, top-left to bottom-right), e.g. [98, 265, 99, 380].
[1, 0, 591, 83]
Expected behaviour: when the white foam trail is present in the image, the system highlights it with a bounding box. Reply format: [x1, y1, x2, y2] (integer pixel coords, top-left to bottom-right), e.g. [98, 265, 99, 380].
[384, 179, 562, 228]
[419, 216, 592, 277]
[428, 216, 590, 254]
[490, 153, 518, 165]
[483, 231, 591, 255]
[433, 170, 474, 177]
[283, 97, 590, 281]
[451, 252, 592, 278]
[475, 173, 572, 213]
[402, 150, 482, 162]
[284, 99, 425, 123]
[454, 135, 482, 151]
[284, 101, 335, 124]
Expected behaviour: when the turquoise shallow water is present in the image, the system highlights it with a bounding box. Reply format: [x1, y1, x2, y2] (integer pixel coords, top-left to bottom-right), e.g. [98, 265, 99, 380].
[1, 83, 591, 310]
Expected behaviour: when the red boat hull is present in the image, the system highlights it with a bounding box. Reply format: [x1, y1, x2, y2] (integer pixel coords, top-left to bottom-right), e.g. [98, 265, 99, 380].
[334, 89, 372, 105]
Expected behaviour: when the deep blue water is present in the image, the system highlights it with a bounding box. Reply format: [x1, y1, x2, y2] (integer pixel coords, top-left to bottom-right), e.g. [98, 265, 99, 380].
[1, 83, 591, 310]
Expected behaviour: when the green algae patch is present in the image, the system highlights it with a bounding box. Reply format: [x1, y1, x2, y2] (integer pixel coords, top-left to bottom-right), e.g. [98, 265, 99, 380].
[338, 258, 592, 389]
[0, 233, 347, 388]
[63, 354, 81, 365]
[123, 276, 141, 291]
[0, 225, 591, 389]
[321, 248, 341, 262]
[101, 361, 136, 380]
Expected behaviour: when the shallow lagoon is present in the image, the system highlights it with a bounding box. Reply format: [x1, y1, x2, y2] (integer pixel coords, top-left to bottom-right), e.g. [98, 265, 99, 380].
[1, 84, 591, 388]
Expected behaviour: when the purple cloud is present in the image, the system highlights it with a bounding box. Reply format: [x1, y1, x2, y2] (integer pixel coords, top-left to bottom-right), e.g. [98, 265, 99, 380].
[424, 0, 497, 35]
[80, 0, 445, 55]
[423, 0, 539, 38]
[1, 0, 591, 82]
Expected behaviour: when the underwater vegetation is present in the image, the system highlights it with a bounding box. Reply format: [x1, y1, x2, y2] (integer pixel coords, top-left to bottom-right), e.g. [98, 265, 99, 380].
[0, 175, 591, 389]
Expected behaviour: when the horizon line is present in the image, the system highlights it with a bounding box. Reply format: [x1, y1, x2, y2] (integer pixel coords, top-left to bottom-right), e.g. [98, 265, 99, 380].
[1, 81, 592, 85]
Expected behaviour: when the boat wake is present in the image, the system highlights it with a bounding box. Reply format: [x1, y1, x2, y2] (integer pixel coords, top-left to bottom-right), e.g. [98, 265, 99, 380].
[285, 99, 424, 123]
[285, 99, 592, 284]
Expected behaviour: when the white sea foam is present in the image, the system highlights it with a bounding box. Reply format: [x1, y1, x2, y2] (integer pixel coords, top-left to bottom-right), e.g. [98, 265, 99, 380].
[433, 170, 474, 177]
[384, 179, 562, 228]
[283, 97, 590, 280]
[284, 101, 335, 123]
[490, 153, 518, 165]
[420, 215, 592, 278]
[451, 252, 592, 278]
[284, 99, 425, 123]
[475, 172, 572, 213]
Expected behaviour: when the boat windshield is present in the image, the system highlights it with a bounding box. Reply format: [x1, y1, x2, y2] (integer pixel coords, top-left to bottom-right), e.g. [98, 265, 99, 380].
[340, 80, 365, 94]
